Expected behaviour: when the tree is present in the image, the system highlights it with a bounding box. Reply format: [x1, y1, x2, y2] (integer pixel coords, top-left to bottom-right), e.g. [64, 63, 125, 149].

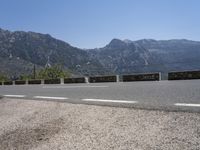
[0, 73, 9, 82]
[37, 65, 71, 79]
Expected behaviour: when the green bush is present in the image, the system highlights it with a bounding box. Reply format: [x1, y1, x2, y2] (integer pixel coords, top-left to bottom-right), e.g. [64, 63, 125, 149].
[37, 65, 71, 79]
[0, 73, 9, 82]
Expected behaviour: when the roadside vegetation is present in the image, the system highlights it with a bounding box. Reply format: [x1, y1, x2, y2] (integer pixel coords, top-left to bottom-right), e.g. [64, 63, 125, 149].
[0, 73, 9, 82]
[1, 65, 71, 81]
[37, 65, 71, 79]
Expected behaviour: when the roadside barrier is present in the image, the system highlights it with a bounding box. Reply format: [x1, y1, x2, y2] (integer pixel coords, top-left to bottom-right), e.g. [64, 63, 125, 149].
[3, 81, 13, 85]
[3, 70, 200, 86]
[168, 70, 200, 80]
[28, 80, 42, 84]
[89, 75, 117, 83]
[122, 73, 161, 82]
[15, 80, 26, 85]
[64, 77, 85, 84]
[44, 79, 61, 84]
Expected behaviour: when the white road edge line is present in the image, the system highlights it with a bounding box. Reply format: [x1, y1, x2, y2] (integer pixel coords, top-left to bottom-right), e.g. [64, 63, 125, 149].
[43, 86, 109, 88]
[82, 99, 137, 104]
[174, 103, 200, 107]
[4, 95, 26, 98]
[34, 96, 68, 100]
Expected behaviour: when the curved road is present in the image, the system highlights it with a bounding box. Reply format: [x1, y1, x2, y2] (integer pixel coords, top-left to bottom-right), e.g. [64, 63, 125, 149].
[1, 80, 200, 112]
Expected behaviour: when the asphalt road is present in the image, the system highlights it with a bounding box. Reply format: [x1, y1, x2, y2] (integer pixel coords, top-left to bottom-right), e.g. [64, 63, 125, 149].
[1, 80, 200, 112]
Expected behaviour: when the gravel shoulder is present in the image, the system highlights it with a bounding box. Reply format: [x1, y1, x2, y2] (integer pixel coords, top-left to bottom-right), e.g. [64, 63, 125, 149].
[0, 98, 200, 150]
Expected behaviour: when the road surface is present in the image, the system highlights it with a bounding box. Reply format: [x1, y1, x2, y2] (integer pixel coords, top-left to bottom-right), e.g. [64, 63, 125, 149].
[1, 80, 200, 112]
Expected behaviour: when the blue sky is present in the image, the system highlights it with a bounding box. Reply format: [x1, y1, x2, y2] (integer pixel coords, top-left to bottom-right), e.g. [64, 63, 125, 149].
[0, 0, 200, 48]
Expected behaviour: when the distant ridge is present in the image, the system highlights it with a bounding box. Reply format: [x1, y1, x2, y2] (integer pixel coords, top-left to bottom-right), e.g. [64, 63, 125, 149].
[0, 28, 107, 77]
[1, 28, 200, 78]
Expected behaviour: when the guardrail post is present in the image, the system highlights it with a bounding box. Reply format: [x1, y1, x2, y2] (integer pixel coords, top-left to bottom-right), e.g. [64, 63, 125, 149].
[41, 79, 44, 85]
[116, 75, 120, 82]
[60, 78, 64, 84]
[85, 77, 89, 84]
[159, 72, 161, 81]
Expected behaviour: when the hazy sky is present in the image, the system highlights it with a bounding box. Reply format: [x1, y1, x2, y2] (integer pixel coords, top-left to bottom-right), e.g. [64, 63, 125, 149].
[0, 0, 200, 48]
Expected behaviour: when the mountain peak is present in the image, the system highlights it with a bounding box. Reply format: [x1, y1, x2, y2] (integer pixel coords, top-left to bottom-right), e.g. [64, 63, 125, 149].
[107, 38, 127, 48]
[139, 39, 157, 43]
[110, 38, 123, 44]
[123, 39, 133, 44]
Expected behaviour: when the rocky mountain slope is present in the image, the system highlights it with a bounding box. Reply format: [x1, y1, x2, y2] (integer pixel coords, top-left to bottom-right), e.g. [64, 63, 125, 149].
[136, 39, 200, 70]
[89, 39, 200, 77]
[1, 28, 200, 78]
[0, 28, 107, 77]
[88, 39, 157, 74]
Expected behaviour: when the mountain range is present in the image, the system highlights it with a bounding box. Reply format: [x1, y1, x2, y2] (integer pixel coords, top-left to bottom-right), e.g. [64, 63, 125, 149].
[0, 28, 200, 79]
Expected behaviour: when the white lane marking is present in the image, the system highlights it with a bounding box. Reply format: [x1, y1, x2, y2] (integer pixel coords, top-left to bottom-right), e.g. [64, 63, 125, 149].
[43, 86, 109, 88]
[174, 103, 200, 107]
[82, 99, 137, 104]
[34, 96, 68, 100]
[4, 95, 25, 98]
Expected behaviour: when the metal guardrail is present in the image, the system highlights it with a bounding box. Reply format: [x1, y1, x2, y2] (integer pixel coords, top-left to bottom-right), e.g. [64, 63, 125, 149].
[44, 79, 61, 84]
[168, 70, 200, 80]
[28, 80, 42, 84]
[1, 71, 200, 86]
[3, 81, 13, 85]
[64, 77, 86, 84]
[122, 73, 161, 82]
[15, 80, 26, 85]
[89, 75, 117, 83]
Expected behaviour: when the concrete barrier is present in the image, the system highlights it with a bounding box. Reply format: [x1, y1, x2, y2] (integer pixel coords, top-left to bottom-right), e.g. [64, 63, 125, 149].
[168, 70, 200, 80]
[44, 79, 61, 84]
[15, 80, 26, 85]
[64, 77, 85, 84]
[28, 80, 42, 84]
[122, 73, 161, 82]
[89, 75, 117, 83]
